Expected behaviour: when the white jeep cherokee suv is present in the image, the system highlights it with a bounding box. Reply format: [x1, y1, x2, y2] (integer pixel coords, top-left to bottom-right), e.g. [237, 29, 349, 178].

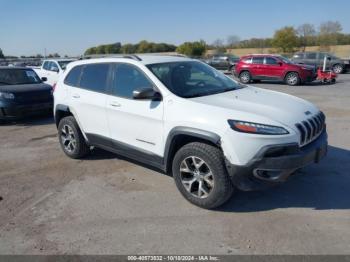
[54, 55, 328, 209]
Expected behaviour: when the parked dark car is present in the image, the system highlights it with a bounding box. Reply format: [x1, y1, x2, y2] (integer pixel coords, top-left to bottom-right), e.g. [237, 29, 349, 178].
[234, 54, 317, 86]
[0, 67, 53, 121]
[291, 52, 345, 74]
[205, 54, 239, 73]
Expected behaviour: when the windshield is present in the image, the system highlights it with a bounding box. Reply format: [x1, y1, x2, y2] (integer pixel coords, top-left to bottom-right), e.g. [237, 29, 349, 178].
[147, 61, 242, 98]
[279, 56, 294, 64]
[0, 69, 41, 85]
[58, 60, 74, 70]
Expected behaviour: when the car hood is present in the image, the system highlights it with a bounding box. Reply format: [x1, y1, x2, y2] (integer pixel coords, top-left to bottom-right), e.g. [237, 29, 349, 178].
[0, 83, 52, 93]
[294, 63, 316, 70]
[190, 86, 319, 128]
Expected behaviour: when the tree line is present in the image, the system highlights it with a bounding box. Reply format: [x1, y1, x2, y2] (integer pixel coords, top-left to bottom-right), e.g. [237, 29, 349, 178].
[212, 21, 349, 53]
[84, 41, 177, 55]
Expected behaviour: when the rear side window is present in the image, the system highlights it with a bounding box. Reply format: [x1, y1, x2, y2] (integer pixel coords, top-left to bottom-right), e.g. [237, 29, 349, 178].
[265, 57, 279, 65]
[242, 57, 252, 64]
[64, 65, 82, 87]
[112, 63, 154, 99]
[79, 63, 110, 93]
[252, 57, 264, 64]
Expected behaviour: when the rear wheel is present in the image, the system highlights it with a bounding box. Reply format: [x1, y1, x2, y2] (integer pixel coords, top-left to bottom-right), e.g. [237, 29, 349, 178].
[229, 65, 235, 75]
[285, 72, 300, 86]
[239, 71, 251, 84]
[332, 64, 343, 74]
[58, 116, 90, 159]
[172, 142, 234, 209]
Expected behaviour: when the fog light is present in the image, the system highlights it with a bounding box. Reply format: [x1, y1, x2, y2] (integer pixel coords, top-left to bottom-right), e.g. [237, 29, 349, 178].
[253, 169, 283, 181]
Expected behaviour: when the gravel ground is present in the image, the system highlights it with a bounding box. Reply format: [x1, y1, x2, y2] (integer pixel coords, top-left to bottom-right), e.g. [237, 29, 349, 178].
[0, 74, 349, 255]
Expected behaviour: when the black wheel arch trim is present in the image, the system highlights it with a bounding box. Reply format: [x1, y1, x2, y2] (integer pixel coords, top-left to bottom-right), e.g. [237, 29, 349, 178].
[163, 126, 221, 173]
[283, 71, 300, 80]
[55, 104, 70, 125]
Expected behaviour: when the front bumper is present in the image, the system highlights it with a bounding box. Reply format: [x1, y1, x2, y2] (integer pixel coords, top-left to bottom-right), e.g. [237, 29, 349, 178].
[0, 102, 53, 120]
[302, 71, 318, 83]
[226, 130, 328, 191]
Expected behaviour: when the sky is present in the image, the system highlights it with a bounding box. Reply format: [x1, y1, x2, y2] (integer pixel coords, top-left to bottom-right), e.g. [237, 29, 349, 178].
[0, 0, 349, 56]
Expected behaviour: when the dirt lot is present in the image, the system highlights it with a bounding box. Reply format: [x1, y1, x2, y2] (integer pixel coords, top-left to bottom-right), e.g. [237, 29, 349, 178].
[0, 74, 349, 255]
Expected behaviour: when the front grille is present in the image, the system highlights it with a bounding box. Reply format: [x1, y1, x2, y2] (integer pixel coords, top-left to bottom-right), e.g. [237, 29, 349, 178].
[295, 111, 325, 146]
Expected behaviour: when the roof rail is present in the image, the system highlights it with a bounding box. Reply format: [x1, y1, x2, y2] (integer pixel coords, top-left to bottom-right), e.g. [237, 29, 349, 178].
[82, 54, 142, 61]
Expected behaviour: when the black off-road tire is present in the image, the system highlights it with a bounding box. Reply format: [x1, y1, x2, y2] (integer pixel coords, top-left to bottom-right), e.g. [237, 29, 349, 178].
[172, 142, 234, 209]
[58, 116, 90, 159]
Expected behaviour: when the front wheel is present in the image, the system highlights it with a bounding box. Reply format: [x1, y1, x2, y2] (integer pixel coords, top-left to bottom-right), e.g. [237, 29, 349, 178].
[285, 72, 300, 86]
[172, 142, 234, 209]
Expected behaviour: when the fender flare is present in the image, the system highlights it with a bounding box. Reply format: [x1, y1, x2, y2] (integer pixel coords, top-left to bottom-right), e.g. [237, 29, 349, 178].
[163, 126, 221, 172]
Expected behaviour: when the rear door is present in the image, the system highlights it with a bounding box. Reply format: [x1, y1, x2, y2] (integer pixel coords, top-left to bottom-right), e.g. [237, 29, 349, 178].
[251, 56, 264, 78]
[67, 63, 111, 139]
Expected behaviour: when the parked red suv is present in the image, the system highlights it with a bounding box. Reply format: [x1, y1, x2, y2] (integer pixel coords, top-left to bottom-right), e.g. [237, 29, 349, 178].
[234, 54, 317, 86]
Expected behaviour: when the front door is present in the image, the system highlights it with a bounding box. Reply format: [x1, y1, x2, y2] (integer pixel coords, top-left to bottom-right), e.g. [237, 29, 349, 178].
[261, 57, 284, 80]
[106, 63, 164, 159]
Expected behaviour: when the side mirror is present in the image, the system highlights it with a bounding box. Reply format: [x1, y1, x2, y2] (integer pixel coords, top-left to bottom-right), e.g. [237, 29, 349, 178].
[278, 62, 283, 66]
[51, 67, 59, 73]
[41, 77, 48, 82]
[133, 88, 161, 100]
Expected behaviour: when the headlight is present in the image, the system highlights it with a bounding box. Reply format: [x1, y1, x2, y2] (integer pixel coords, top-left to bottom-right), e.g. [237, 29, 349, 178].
[228, 120, 289, 135]
[302, 67, 313, 71]
[0, 92, 15, 99]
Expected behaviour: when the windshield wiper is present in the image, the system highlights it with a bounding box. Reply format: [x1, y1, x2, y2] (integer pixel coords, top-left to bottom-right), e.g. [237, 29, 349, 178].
[0, 81, 11, 85]
[185, 87, 236, 98]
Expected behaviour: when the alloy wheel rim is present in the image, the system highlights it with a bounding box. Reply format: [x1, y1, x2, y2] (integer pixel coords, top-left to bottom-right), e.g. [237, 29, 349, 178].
[287, 74, 298, 85]
[61, 124, 77, 153]
[333, 65, 342, 74]
[179, 156, 214, 199]
[241, 73, 249, 83]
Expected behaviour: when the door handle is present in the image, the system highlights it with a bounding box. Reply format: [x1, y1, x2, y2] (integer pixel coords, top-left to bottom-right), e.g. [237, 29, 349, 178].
[72, 94, 80, 98]
[110, 101, 121, 107]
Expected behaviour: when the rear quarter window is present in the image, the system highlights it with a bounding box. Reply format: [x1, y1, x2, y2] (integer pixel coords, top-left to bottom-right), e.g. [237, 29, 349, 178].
[242, 57, 252, 64]
[64, 65, 83, 87]
[79, 63, 110, 93]
[43, 61, 50, 70]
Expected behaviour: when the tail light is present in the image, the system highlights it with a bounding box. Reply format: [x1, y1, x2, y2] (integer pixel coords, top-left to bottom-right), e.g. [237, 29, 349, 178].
[52, 83, 57, 92]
